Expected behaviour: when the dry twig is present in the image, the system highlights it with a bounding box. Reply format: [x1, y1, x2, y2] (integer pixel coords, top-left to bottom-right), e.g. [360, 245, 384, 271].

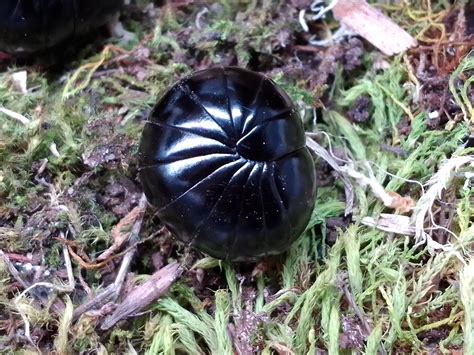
[362, 214, 416, 236]
[101, 262, 184, 330]
[306, 134, 354, 216]
[0, 106, 30, 125]
[97, 204, 146, 262]
[1, 241, 75, 348]
[412, 155, 474, 251]
[73, 194, 153, 322]
[306, 135, 414, 214]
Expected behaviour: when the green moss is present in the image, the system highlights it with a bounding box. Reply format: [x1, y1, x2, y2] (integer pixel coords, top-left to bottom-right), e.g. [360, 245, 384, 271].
[0, 1, 471, 353]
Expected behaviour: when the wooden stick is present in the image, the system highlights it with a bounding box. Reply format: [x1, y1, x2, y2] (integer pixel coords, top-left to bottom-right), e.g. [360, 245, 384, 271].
[101, 263, 183, 330]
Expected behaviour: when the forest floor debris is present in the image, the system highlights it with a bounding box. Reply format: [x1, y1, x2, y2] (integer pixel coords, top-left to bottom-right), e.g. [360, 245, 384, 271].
[0, 0, 473, 353]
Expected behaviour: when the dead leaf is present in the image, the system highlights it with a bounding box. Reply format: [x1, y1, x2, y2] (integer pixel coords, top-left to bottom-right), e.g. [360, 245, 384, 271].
[333, 0, 417, 56]
[11, 71, 27, 94]
[386, 191, 416, 214]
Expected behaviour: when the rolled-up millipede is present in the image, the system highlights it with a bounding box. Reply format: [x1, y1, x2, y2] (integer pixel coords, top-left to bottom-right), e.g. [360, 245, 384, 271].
[139, 67, 317, 261]
[0, 0, 123, 54]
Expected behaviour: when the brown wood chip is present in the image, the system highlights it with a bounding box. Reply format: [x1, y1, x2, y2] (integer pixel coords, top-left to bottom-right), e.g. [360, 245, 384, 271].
[100, 263, 183, 330]
[333, 0, 417, 56]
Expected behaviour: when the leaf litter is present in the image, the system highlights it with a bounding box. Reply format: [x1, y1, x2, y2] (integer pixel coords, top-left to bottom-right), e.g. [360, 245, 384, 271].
[0, 0, 473, 353]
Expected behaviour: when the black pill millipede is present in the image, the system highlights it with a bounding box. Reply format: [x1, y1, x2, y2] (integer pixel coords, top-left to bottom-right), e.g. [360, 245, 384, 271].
[0, 0, 124, 54]
[139, 67, 317, 261]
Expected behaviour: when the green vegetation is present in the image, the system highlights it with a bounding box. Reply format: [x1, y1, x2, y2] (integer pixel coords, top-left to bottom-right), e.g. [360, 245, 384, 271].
[0, 0, 472, 353]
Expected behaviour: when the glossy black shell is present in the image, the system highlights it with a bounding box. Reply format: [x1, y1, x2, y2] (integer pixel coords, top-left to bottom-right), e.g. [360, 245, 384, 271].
[139, 67, 317, 261]
[0, 0, 123, 54]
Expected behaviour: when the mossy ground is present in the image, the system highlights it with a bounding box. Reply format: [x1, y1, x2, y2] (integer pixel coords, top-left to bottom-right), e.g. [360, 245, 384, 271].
[0, 1, 473, 353]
